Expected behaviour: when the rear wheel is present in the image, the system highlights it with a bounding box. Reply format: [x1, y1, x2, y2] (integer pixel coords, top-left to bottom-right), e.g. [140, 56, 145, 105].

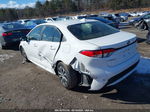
[57, 62, 78, 90]
[20, 47, 30, 62]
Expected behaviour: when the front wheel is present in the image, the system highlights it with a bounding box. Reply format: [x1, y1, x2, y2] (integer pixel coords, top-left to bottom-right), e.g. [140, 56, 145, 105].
[57, 62, 78, 90]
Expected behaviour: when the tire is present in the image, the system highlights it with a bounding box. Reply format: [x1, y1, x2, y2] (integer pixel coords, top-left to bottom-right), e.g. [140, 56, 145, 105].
[20, 47, 30, 62]
[57, 62, 78, 90]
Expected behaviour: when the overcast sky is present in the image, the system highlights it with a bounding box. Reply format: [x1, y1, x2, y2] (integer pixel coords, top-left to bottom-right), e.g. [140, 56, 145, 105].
[0, 0, 46, 9]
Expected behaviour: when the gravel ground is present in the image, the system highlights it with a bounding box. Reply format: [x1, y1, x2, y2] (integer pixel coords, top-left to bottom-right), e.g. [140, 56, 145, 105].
[0, 25, 150, 110]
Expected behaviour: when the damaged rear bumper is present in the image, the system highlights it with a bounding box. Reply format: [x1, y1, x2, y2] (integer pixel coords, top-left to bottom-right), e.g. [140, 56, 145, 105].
[70, 54, 140, 91]
[90, 60, 139, 90]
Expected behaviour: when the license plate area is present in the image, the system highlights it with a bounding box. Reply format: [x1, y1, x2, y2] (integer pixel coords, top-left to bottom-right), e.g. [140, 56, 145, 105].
[107, 44, 137, 67]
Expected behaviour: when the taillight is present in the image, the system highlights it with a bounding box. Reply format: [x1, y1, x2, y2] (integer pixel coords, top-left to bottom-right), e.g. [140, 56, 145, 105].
[2, 32, 13, 37]
[80, 49, 115, 58]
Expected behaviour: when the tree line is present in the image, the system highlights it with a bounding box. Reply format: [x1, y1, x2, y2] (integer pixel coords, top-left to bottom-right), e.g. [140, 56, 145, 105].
[109, 0, 150, 10]
[0, 0, 150, 22]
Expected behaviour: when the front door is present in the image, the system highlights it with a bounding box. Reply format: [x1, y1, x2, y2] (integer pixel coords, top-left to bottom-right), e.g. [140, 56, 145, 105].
[24, 25, 44, 63]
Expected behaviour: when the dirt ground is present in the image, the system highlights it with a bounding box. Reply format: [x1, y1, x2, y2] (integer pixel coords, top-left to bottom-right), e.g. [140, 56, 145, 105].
[0, 24, 150, 110]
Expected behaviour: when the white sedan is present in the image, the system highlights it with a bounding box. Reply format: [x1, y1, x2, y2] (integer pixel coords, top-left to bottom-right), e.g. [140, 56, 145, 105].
[20, 20, 140, 91]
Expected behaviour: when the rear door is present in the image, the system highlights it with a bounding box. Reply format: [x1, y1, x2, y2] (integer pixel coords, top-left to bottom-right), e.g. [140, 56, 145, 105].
[37, 25, 62, 69]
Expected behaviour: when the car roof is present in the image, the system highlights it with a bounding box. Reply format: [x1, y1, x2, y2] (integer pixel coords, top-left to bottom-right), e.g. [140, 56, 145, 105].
[40, 19, 97, 28]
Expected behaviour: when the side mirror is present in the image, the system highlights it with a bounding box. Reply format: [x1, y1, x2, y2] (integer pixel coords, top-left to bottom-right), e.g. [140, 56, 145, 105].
[21, 36, 29, 42]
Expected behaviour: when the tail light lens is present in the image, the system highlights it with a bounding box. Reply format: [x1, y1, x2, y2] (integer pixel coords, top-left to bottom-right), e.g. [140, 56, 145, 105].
[2, 32, 13, 37]
[80, 49, 115, 58]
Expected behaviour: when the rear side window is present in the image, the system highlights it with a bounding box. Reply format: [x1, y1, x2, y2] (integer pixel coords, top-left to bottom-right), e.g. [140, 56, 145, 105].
[41, 26, 62, 42]
[68, 21, 119, 40]
[53, 28, 61, 42]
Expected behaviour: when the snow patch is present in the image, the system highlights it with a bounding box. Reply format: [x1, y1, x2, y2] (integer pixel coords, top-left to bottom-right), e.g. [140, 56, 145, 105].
[0, 54, 14, 63]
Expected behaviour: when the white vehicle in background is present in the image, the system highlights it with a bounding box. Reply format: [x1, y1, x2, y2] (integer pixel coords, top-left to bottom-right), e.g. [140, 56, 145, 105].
[129, 12, 140, 17]
[137, 12, 145, 16]
[45, 16, 73, 22]
[45, 17, 55, 22]
[20, 20, 140, 91]
[18, 19, 30, 24]
[99, 12, 110, 17]
[136, 11, 149, 16]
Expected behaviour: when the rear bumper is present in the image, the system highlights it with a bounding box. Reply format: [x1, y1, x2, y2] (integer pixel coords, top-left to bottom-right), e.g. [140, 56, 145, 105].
[89, 59, 139, 91]
[1, 38, 21, 46]
[88, 53, 140, 90]
[106, 60, 139, 86]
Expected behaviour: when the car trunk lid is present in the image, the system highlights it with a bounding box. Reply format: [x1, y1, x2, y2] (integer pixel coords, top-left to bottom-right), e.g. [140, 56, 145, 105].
[85, 31, 138, 66]
[3, 29, 30, 42]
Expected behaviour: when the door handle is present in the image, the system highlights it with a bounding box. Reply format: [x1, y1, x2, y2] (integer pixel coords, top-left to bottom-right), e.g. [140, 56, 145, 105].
[34, 44, 38, 47]
[38, 52, 44, 57]
[50, 46, 56, 50]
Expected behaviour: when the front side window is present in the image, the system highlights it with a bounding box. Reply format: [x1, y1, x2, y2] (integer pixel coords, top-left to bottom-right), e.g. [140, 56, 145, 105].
[27, 26, 44, 40]
[68, 21, 119, 40]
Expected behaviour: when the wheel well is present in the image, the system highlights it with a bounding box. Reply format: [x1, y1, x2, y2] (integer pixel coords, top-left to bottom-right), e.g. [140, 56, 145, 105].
[19, 46, 25, 55]
[19, 46, 23, 51]
[54, 60, 92, 87]
[54, 60, 62, 75]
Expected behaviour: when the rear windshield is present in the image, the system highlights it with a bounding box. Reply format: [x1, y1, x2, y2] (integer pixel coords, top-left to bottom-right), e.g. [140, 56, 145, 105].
[68, 21, 119, 40]
[3, 23, 26, 30]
